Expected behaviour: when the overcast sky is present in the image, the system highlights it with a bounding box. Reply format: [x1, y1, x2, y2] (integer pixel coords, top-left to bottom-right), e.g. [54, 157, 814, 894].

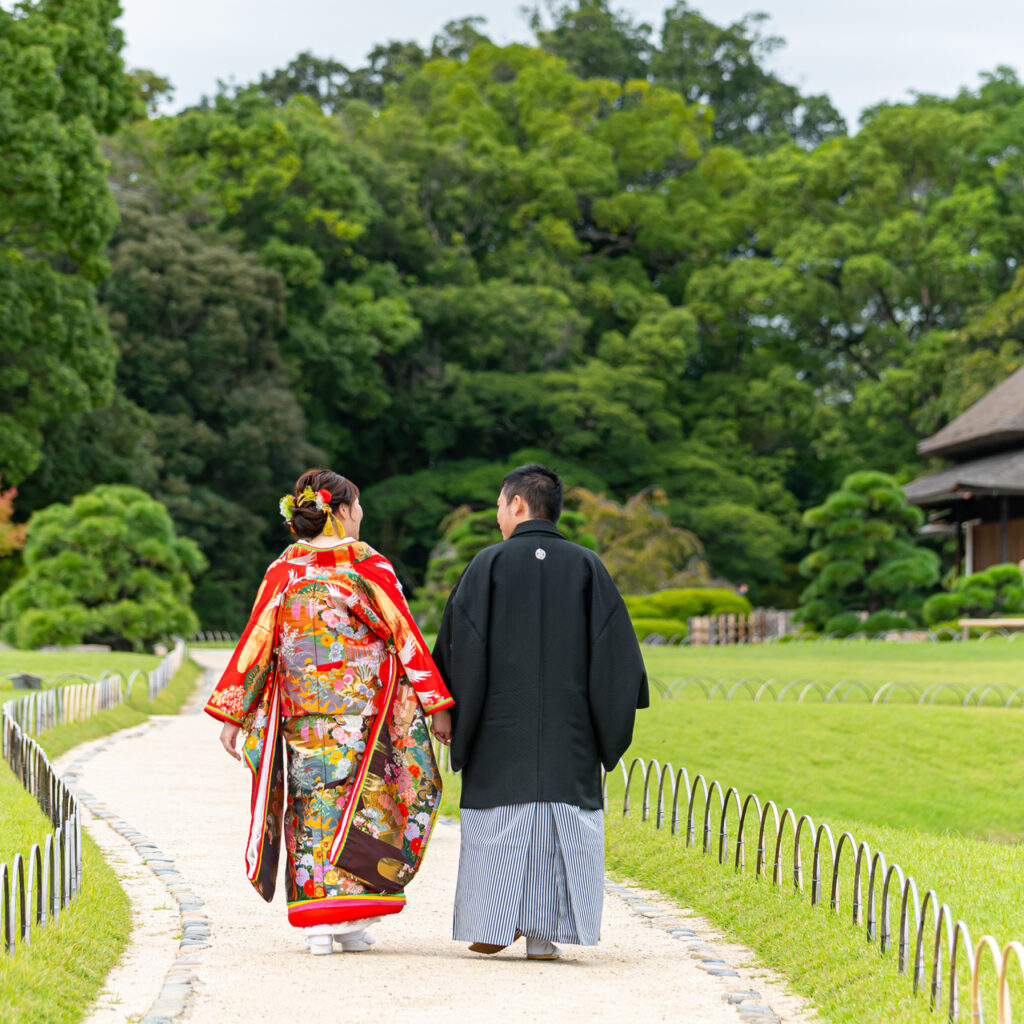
[118, 0, 1024, 128]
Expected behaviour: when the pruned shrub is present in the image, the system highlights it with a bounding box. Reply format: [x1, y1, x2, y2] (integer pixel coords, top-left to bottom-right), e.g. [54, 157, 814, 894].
[0, 485, 206, 651]
[922, 563, 1024, 626]
[630, 617, 689, 642]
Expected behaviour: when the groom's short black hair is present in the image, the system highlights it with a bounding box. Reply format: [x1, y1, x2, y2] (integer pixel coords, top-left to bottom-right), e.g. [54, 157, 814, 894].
[501, 463, 563, 523]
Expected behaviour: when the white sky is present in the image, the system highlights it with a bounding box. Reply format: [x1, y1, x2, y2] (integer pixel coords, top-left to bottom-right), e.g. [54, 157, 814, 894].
[118, 0, 1024, 128]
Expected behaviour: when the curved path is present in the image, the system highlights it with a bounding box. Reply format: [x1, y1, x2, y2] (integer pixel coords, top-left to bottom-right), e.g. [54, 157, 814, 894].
[62, 653, 818, 1024]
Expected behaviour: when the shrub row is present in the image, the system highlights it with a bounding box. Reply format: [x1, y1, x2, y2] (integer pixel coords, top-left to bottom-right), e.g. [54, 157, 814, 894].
[624, 588, 753, 640]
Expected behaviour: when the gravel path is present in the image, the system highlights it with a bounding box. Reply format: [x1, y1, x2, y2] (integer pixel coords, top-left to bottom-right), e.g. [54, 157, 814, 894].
[63, 653, 818, 1024]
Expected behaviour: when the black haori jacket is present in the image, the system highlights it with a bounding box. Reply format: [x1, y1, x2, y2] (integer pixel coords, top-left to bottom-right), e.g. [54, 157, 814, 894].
[432, 519, 649, 810]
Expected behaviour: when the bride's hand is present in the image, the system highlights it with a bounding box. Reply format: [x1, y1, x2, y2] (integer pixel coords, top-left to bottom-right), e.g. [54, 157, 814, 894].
[219, 722, 242, 761]
[430, 708, 452, 746]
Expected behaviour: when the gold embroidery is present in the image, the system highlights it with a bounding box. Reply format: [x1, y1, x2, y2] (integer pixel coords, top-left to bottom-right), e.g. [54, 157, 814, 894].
[376, 857, 411, 883]
[361, 773, 404, 847]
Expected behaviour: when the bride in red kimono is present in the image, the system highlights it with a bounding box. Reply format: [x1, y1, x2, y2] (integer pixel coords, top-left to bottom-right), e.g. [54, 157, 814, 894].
[205, 469, 453, 956]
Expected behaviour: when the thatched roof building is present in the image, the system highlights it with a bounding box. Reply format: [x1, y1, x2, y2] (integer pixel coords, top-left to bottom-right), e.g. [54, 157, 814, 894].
[905, 366, 1024, 572]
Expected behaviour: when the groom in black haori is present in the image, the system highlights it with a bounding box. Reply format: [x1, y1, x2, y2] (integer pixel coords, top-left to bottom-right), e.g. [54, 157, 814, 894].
[433, 463, 648, 960]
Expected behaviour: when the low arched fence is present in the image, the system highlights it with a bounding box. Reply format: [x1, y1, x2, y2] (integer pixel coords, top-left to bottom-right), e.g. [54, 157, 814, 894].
[0, 715, 80, 954]
[648, 674, 1024, 709]
[2, 640, 186, 736]
[607, 756, 1020, 1022]
[145, 640, 185, 702]
[643, 626, 1024, 647]
[1, 640, 186, 955]
[187, 631, 239, 647]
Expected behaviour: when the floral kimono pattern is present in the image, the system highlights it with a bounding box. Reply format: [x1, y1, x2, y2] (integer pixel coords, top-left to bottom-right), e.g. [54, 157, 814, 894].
[205, 540, 454, 927]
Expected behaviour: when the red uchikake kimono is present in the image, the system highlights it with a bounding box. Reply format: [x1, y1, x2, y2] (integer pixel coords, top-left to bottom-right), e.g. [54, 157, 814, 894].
[204, 539, 454, 928]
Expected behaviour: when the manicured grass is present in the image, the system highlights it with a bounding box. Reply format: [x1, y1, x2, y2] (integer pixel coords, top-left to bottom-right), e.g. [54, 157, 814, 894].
[0, 650, 159, 696]
[641, 636, 1024, 693]
[619, 642, 1024, 1023]
[604, 817, 1007, 1024]
[0, 831, 131, 1024]
[626, 699, 1024, 841]
[604, 767, 1024, 937]
[438, 762, 462, 820]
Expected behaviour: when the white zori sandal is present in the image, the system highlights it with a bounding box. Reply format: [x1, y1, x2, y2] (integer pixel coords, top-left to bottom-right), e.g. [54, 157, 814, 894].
[525, 937, 563, 961]
[304, 917, 382, 955]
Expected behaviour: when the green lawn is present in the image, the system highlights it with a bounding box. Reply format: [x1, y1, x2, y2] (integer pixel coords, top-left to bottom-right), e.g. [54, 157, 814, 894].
[614, 643, 1024, 1023]
[641, 636, 1024, 695]
[624, 700, 1024, 841]
[605, 818, 1000, 1024]
[0, 650, 160, 696]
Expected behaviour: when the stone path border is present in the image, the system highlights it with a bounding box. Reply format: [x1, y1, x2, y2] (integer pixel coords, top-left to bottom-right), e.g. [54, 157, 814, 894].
[61, 723, 208, 1024]
[606, 881, 788, 1023]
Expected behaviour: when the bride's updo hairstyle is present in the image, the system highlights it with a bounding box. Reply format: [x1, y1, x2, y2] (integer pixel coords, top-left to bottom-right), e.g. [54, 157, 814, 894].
[289, 468, 360, 540]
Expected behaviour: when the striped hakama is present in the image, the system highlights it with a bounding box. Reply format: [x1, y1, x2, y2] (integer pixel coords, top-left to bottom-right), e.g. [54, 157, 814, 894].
[453, 802, 604, 946]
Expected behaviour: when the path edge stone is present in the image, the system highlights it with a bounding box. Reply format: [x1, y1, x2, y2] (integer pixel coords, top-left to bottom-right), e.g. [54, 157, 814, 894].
[605, 881, 788, 1024]
[63, 719, 209, 1023]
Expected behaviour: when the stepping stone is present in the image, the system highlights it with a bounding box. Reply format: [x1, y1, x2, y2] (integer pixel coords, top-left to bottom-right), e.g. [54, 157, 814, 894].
[148, 999, 184, 1015]
[159, 983, 192, 998]
[725, 991, 763, 1003]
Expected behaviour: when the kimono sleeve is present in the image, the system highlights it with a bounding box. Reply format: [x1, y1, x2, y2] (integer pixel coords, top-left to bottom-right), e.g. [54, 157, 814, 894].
[587, 564, 649, 770]
[204, 565, 288, 726]
[352, 558, 454, 715]
[432, 562, 490, 773]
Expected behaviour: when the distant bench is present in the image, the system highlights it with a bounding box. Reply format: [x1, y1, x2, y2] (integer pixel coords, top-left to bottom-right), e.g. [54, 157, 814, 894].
[958, 617, 1024, 641]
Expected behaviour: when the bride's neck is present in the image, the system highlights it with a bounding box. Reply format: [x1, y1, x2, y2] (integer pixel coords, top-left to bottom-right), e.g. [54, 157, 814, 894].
[303, 534, 356, 549]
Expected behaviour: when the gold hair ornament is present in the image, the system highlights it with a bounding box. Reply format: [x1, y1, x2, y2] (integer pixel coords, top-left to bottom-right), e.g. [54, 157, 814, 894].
[279, 486, 337, 533]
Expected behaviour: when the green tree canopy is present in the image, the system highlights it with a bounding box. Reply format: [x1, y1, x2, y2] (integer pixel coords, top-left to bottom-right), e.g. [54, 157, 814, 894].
[529, 0, 652, 83]
[652, 2, 846, 151]
[11, 7, 1024, 629]
[0, 0, 134, 484]
[101, 203, 322, 625]
[0, 485, 206, 651]
[569, 486, 707, 593]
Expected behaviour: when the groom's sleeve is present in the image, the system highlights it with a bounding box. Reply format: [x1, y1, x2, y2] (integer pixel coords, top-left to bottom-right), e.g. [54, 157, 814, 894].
[587, 562, 649, 770]
[432, 561, 489, 774]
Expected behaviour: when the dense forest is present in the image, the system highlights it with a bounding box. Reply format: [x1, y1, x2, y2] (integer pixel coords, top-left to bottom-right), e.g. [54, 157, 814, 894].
[4, 0, 1024, 630]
